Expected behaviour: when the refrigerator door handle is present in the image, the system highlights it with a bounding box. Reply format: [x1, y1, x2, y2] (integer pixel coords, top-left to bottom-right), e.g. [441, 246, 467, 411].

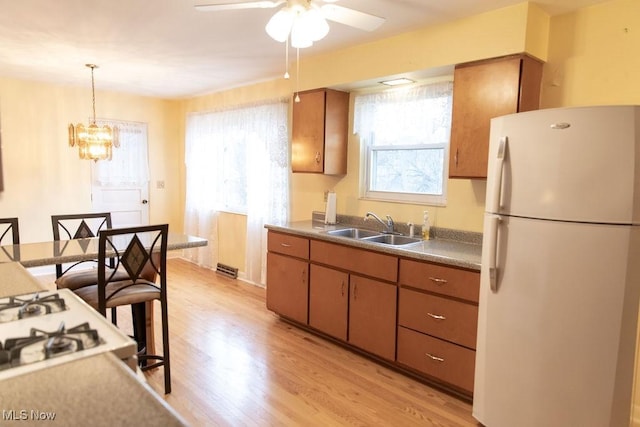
[488, 214, 502, 292]
[490, 136, 508, 213]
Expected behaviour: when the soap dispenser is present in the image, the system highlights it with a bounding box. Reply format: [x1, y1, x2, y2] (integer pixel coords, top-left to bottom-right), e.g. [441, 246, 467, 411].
[422, 210, 431, 240]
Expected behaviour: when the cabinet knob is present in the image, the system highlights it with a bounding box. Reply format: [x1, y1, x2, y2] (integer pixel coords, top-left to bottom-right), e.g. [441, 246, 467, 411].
[314, 151, 321, 164]
[429, 277, 448, 285]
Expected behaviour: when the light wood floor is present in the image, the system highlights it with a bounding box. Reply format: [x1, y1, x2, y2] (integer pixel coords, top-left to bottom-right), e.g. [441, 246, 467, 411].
[45, 258, 479, 426]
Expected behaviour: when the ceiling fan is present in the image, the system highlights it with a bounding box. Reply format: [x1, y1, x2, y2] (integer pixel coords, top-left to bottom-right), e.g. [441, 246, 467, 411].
[195, 0, 386, 48]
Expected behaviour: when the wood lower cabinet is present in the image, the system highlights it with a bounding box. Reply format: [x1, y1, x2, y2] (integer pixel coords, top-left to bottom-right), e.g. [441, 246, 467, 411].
[266, 252, 309, 324]
[397, 326, 476, 393]
[349, 275, 397, 361]
[308, 241, 398, 361]
[266, 232, 310, 324]
[398, 258, 480, 394]
[266, 230, 480, 396]
[309, 264, 348, 340]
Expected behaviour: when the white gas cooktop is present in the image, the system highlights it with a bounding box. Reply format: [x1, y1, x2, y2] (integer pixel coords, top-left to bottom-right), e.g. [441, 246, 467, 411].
[0, 288, 137, 380]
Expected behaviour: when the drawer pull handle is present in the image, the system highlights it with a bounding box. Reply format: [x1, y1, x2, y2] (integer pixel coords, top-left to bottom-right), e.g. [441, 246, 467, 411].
[427, 312, 446, 321]
[429, 277, 447, 285]
[280, 243, 292, 247]
[425, 353, 445, 362]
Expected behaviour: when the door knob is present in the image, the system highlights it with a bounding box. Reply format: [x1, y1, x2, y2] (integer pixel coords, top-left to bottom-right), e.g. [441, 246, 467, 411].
[142, 199, 148, 204]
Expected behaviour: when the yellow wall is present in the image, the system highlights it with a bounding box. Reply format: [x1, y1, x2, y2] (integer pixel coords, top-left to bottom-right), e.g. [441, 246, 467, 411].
[0, 77, 181, 242]
[542, 0, 640, 108]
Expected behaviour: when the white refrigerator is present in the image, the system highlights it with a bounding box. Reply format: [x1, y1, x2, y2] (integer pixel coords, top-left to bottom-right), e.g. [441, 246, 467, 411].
[473, 105, 640, 427]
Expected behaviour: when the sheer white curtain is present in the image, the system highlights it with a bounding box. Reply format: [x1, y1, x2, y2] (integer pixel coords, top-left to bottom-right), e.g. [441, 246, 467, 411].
[184, 113, 220, 269]
[94, 120, 149, 186]
[184, 99, 289, 284]
[353, 80, 453, 143]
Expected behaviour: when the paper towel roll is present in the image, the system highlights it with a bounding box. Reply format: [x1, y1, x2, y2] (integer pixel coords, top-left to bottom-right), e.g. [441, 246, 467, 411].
[325, 192, 337, 224]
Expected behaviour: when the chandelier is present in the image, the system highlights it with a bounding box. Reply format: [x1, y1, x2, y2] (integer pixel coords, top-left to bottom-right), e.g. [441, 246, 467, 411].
[68, 64, 118, 161]
[265, 1, 329, 48]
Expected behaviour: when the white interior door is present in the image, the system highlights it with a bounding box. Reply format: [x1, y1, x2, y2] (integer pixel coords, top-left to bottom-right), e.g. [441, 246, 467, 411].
[91, 184, 149, 227]
[91, 120, 150, 228]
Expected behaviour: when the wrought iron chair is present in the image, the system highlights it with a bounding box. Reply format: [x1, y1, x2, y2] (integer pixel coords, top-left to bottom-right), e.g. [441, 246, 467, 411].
[51, 213, 130, 291]
[74, 224, 171, 394]
[0, 218, 20, 262]
[0, 217, 19, 245]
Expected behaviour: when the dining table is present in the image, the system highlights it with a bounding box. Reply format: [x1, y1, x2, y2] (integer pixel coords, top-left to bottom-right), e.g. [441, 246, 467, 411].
[0, 231, 207, 267]
[0, 231, 208, 354]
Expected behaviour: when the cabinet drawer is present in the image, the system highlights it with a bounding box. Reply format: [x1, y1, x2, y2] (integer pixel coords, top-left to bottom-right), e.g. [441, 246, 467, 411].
[399, 259, 479, 303]
[397, 326, 475, 393]
[398, 288, 478, 349]
[311, 240, 397, 282]
[268, 231, 309, 259]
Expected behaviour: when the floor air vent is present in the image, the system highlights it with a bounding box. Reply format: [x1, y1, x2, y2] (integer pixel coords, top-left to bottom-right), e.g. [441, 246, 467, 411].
[216, 263, 238, 279]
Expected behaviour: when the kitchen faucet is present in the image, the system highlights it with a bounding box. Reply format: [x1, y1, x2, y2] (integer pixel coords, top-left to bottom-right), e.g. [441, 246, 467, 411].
[365, 212, 396, 234]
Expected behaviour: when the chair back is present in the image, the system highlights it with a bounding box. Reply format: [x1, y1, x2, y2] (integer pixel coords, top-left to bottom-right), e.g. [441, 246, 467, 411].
[97, 224, 168, 316]
[51, 213, 114, 278]
[0, 218, 19, 245]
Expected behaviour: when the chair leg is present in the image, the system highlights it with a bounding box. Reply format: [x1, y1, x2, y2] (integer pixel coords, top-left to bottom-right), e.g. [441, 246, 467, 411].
[137, 299, 171, 394]
[111, 307, 118, 325]
[161, 297, 171, 394]
[131, 303, 147, 365]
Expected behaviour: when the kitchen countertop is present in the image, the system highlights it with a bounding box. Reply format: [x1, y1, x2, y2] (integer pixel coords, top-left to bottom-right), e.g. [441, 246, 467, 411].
[0, 352, 186, 426]
[0, 262, 47, 298]
[265, 220, 482, 271]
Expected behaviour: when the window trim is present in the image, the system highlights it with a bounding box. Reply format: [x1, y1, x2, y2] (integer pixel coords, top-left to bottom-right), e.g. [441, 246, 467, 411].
[361, 140, 449, 206]
[355, 79, 453, 206]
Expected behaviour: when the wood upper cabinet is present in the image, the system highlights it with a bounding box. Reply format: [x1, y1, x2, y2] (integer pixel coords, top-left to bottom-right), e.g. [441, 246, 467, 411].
[449, 54, 543, 179]
[291, 88, 349, 175]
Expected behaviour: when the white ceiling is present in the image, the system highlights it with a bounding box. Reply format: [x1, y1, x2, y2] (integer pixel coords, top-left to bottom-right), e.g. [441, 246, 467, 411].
[0, 0, 606, 99]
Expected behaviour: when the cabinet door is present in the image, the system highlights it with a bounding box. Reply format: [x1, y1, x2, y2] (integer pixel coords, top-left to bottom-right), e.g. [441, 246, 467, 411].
[292, 90, 326, 173]
[291, 88, 349, 175]
[266, 252, 308, 324]
[348, 275, 397, 361]
[309, 264, 348, 340]
[449, 55, 542, 179]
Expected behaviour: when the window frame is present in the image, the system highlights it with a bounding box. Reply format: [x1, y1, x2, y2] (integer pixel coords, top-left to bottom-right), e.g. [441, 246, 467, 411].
[356, 79, 453, 206]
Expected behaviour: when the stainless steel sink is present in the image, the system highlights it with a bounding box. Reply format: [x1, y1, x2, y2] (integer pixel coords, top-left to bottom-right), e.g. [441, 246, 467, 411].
[361, 234, 423, 246]
[325, 228, 381, 239]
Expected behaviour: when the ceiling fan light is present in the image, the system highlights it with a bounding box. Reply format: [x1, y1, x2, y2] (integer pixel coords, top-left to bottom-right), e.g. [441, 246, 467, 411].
[291, 17, 313, 48]
[303, 7, 329, 41]
[265, 8, 294, 42]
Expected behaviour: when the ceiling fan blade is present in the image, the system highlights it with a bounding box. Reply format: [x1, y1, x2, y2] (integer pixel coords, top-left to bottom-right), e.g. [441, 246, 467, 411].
[321, 4, 385, 31]
[195, 1, 283, 12]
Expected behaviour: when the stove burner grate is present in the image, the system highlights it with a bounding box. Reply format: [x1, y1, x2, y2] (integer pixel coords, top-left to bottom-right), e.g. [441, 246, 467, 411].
[0, 293, 67, 323]
[0, 322, 101, 370]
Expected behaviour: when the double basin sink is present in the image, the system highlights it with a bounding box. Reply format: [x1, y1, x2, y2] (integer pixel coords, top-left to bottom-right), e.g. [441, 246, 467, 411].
[323, 227, 422, 247]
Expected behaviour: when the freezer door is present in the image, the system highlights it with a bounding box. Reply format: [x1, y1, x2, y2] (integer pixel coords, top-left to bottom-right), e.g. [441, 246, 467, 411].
[486, 105, 640, 224]
[473, 215, 640, 427]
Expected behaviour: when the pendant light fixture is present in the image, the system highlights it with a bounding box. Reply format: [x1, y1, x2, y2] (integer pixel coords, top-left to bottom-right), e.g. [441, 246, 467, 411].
[68, 64, 118, 161]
